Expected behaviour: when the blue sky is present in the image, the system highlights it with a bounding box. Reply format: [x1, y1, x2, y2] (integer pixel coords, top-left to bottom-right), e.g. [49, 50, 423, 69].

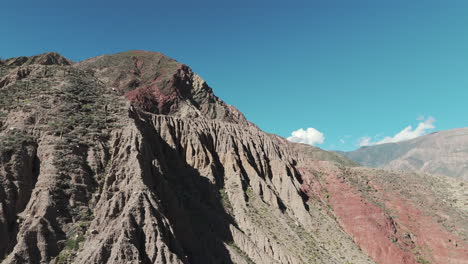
[2, 0, 467, 151]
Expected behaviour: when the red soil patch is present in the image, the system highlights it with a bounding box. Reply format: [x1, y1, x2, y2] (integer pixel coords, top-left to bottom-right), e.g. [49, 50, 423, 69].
[299, 162, 468, 264]
[322, 167, 417, 264]
[367, 180, 468, 264]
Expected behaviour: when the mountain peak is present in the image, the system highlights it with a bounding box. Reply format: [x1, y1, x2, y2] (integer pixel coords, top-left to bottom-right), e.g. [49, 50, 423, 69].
[75, 50, 252, 126]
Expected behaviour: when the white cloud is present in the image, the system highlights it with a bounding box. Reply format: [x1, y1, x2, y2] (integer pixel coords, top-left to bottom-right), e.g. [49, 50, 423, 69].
[376, 117, 435, 144]
[287, 127, 325, 146]
[339, 139, 346, 144]
[357, 117, 435, 147]
[358, 136, 373, 147]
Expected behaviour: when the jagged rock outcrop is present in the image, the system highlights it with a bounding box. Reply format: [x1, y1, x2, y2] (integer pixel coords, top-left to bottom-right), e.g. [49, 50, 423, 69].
[0, 51, 466, 264]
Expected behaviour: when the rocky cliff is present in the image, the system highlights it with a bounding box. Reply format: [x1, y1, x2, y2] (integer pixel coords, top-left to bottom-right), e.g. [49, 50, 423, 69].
[0, 51, 466, 264]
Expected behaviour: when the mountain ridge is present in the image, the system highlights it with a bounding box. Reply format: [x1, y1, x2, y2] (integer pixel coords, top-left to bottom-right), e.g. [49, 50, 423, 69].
[0, 51, 466, 264]
[340, 128, 468, 181]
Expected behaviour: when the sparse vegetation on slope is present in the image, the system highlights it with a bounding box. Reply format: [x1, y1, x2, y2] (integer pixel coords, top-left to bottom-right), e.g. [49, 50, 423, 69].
[0, 51, 465, 264]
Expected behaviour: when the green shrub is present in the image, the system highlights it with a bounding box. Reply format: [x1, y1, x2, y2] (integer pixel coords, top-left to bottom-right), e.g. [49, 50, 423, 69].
[0, 130, 35, 152]
[416, 256, 430, 264]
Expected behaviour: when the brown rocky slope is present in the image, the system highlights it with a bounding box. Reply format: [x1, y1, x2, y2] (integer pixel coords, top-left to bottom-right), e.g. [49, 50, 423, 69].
[0, 51, 466, 264]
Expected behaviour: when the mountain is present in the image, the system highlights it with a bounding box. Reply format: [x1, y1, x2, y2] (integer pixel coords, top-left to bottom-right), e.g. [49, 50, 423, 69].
[0, 51, 466, 264]
[340, 129, 468, 181]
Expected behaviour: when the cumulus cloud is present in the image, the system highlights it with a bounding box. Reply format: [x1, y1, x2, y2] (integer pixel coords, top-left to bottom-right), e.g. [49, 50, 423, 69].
[287, 127, 325, 146]
[358, 117, 435, 147]
[377, 117, 435, 144]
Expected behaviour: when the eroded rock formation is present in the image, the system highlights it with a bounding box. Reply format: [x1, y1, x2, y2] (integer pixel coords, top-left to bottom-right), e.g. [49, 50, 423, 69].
[0, 51, 466, 264]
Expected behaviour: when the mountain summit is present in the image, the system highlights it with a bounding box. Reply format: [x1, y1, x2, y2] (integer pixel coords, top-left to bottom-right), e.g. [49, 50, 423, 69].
[75, 50, 251, 126]
[0, 51, 465, 264]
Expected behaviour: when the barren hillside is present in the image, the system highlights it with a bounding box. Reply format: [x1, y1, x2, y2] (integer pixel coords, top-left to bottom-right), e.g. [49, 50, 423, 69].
[0, 51, 466, 264]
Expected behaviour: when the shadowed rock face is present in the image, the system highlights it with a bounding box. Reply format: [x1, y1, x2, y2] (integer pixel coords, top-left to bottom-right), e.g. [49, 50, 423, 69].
[0, 51, 466, 264]
[341, 129, 468, 181]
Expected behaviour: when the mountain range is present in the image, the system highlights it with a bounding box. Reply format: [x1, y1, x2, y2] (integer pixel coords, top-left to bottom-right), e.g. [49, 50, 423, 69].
[340, 128, 468, 181]
[0, 51, 466, 264]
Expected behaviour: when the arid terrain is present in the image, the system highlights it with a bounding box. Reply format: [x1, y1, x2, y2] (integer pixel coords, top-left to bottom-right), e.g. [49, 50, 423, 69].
[0, 51, 466, 264]
[340, 129, 468, 181]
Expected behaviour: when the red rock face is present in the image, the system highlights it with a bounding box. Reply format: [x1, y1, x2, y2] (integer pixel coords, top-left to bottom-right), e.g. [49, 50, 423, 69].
[299, 162, 468, 264]
[125, 86, 159, 113]
[122, 55, 177, 114]
[125, 82, 180, 115]
[123, 64, 196, 115]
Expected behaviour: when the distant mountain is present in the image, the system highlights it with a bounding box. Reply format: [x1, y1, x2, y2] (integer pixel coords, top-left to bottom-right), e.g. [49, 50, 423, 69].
[340, 128, 468, 181]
